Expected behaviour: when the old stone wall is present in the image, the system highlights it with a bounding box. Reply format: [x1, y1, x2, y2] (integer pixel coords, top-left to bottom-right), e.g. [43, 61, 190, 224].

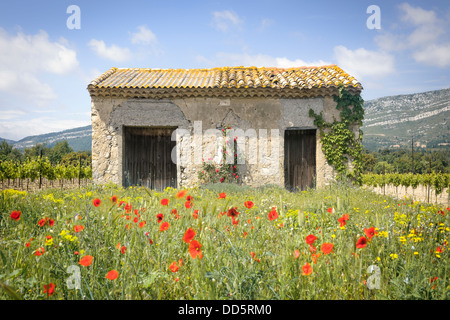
[91, 95, 349, 189]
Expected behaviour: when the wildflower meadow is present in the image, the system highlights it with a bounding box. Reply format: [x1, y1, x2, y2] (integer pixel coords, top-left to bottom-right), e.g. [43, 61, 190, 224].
[0, 182, 448, 301]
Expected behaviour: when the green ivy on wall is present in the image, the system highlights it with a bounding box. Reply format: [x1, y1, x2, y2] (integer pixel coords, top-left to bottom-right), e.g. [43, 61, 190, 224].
[309, 86, 365, 185]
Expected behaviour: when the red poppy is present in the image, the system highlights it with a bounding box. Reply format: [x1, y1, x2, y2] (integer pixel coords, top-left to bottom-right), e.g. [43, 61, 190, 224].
[93, 198, 101, 207]
[227, 207, 239, 218]
[338, 214, 349, 227]
[217, 193, 226, 199]
[38, 217, 48, 227]
[156, 213, 164, 223]
[10, 211, 21, 221]
[133, 217, 139, 223]
[309, 244, 317, 253]
[231, 216, 239, 226]
[79, 255, 93, 267]
[182, 228, 196, 243]
[175, 190, 187, 199]
[185, 201, 193, 209]
[321, 243, 334, 255]
[244, 201, 254, 209]
[105, 270, 119, 280]
[35, 247, 45, 256]
[356, 236, 368, 249]
[159, 222, 170, 232]
[169, 261, 179, 273]
[134, 209, 139, 215]
[171, 208, 177, 215]
[327, 207, 333, 213]
[161, 198, 169, 206]
[305, 234, 317, 245]
[186, 195, 193, 202]
[138, 221, 146, 228]
[243, 232, 248, 238]
[436, 246, 443, 253]
[124, 203, 132, 214]
[179, 258, 183, 266]
[43, 283, 55, 296]
[110, 195, 118, 204]
[364, 227, 377, 240]
[302, 262, 313, 276]
[48, 219, 55, 227]
[294, 249, 300, 259]
[25, 242, 31, 248]
[73, 225, 84, 233]
[120, 246, 127, 254]
[189, 240, 203, 259]
[268, 207, 278, 221]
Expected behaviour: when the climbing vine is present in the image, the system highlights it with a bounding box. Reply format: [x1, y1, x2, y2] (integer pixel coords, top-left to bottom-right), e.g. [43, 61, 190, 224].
[309, 86, 365, 185]
[198, 126, 241, 184]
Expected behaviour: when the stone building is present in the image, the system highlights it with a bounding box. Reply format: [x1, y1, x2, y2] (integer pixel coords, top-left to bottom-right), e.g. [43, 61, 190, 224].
[87, 65, 362, 190]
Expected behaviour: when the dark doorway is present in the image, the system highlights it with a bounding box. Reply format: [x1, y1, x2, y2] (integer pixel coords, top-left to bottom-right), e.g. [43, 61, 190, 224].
[123, 127, 177, 190]
[284, 129, 316, 191]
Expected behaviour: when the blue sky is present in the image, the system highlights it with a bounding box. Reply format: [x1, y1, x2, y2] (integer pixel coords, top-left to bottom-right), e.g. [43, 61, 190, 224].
[0, 0, 449, 141]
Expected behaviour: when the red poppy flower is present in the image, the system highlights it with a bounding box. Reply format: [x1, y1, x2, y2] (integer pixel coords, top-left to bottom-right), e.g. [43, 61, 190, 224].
[25, 242, 31, 248]
[138, 221, 146, 228]
[182, 228, 196, 243]
[120, 246, 127, 254]
[73, 225, 84, 233]
[10, 211, 21, 221]
[38, 217, 47, 227]
[134, 209, 139, 215]
[161, 198, 169, 206]
[268, 207, 278, 221]
[156, 213, 164, 223]
[294, 249, 300, 259]
[179, 258, 183, 266]
[159, 222, 170, 232]
[185, 201, 193, 209]
[305, 234, 317, 245]
[186, 195, 193, 201]
[193, 210, 198, 219]
[356, 236, 368, 249]
[231, 216, 239, 226]
[93, 198, 101, 207]
[35, 247, 45, 256]
[227, 207, 239, 218]
[105, 270, 119, 280]
[309, 244, 317, 253]
[327, 207, 333, 213]
[169, 261, 179, 273]
[321, 243, 334, 255]
[189, 240, 203, 259]
[175, 190, 187, 199]
[244, 201, 254, 209]
[436, 246, 443, 253]
[364, 227, 377, 240]
[171, 208, 177, 215]
[338, 214, 349, 227]
[110, 195, 118, 204]
[48, 219, 55, 227]
[217, 192, 226, 199]
[133, 217, 139, 223]
[302, 262, 313, 276]
[43, 283, 55, 296]
[124, 203, 132, 214]
[79, 255, 93, 267]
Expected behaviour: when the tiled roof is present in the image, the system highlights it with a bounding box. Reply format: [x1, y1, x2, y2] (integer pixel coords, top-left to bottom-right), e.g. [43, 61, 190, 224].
[87, 65, 362, 99]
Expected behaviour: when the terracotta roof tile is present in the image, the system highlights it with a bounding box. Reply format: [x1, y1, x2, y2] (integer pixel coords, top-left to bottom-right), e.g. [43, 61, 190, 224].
[87, 65, 362, 99]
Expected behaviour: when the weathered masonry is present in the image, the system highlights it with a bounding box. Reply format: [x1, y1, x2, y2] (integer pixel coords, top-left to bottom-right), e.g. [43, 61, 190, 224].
[87, 65, 362, 191]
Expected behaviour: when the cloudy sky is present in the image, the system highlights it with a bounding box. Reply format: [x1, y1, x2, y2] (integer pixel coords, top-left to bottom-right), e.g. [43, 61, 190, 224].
[0, 0, 449, 141]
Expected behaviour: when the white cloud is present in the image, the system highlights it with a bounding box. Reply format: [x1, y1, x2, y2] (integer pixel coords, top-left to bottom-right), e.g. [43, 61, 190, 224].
[130, 25, 157, 45]
[197, 52, 331, 68]
[0, 28, 79, 107]
[88, 39, 132, 62]
[212, 10, 243, 32]
[375, 3, 450, 67]
[334, 45, 395, 79]
[0, 117, 91, 142]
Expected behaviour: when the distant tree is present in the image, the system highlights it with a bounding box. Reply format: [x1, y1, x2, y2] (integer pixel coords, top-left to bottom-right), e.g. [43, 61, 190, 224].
[362, 152, 377, 173]
[61, 151, 91, 167]
[23, 143, 49, 159]
[48, 140, 73, 164]
[0, 140, 13, 161]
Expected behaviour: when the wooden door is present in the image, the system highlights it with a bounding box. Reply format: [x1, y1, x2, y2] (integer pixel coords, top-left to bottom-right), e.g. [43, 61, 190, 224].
[284, 129, 316, 191]
[123, 127, 177, 190]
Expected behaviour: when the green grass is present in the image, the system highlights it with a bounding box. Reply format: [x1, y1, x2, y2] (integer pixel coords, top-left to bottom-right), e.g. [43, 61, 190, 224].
[0, 182, 449, 300]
